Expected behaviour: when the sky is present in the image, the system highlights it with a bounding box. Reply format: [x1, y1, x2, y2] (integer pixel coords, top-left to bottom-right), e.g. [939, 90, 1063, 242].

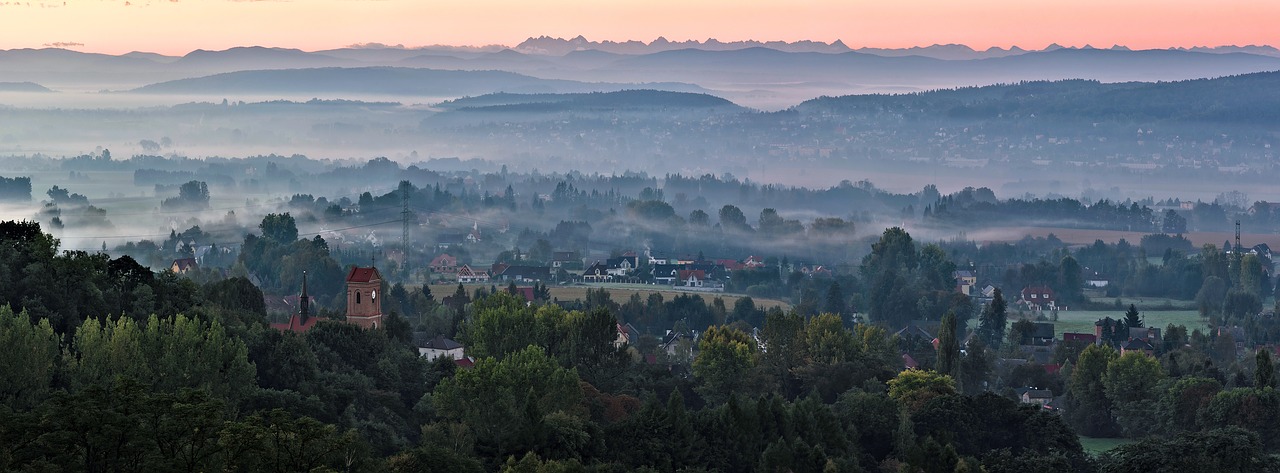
[0, 0, 1276, 55]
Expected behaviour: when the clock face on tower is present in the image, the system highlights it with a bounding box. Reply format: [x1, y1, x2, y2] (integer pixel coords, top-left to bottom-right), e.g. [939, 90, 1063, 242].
[372, 290, 377, 300]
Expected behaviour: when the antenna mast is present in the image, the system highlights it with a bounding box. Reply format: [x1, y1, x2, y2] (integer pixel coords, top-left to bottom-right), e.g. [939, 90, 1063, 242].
[402, 184, 411, 271]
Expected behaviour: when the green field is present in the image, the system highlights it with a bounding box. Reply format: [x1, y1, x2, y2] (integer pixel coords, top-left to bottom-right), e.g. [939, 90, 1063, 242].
[1047, 309, 1207, 339]
[1078, 436, 1135, 456]
[1086, 296, 1196, 310]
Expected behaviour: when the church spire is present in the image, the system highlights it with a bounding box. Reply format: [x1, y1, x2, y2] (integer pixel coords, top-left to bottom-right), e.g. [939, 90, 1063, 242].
[299, 270, 310, 323]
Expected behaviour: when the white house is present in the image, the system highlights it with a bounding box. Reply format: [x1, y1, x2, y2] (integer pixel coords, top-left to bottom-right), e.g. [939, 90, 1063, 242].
[416, 335, 465, 361]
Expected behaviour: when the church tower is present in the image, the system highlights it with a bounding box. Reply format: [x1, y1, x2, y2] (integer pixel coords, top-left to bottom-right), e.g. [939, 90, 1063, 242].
[345, 265, 383, 329]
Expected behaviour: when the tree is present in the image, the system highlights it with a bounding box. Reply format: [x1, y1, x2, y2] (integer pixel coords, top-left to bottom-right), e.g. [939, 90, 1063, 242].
[259, 213, 299, 244]
[937, 311, 959, 376]
[862, 227, 917, 280]
[1058, 255, 1084, 305]
[0, 306, 58, 409]
[692, 325, 759, 404]
[433, 346, 583, 453]
[1123, 304, 1143, 329]
[1161, 209, 1187, 234]
[1256, 349, 1276, 389]
[1103, 351, 1165, 437]
[977, 289, 1008, 349]
[718, 204, 750, 233]
[823, 282, 846, 317]
[1197, 276, 1228, 318]
[1067, 344, 1119, 437]
[887, 369, 956, 414]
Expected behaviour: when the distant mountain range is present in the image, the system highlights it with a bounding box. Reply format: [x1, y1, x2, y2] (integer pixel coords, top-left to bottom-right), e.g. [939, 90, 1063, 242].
[3, 40, 1280, 110]
[512, 35, 1280, 60]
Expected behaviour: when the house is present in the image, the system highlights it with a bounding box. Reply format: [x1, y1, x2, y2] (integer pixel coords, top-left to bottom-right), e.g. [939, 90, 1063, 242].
[1020, 286, 1056, 311]
[510, 286, 536, 302]
[429, 254, 459, 274]
[662, 329, 697, 359]
[170, 257, 198, 274]
[981, 285, 998, 298]
[466, 221, 482, 243]
[492, 265, 552, 282]
[1062, 332, 1098, 345]
[345, 265, 384, 330]
[799, 265, 833, 278]
[605, 255, 638, 277]
[456, 264, 489, 283]
[953, 270, 977, 295]
[1019, 388, 1054, 406]
[550, 251, 582, 269]
[583, 261, 610, 282]
[1128, 326, 1162, 345]
[614, 323, 640, 348]
[435, 233, 466, 250]
[652, 264, 682, 285]
[895, 320, 941, 341]
[678, 269, 706, 287]
[1028, 322, 1055, 346]
[415, 334, 465, 361]
[716, 258, 745, 271]
[1121, 338, 1155, 356]
[743, 255, 766, 269]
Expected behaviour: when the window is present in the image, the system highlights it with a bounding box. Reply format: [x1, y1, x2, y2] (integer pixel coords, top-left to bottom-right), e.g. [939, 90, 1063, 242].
[1031, 294, 1037, 299]
[356, 291, 362, 304]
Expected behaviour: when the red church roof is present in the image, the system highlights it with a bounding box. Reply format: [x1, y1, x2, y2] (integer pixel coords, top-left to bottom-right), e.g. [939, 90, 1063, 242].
[270, 313, 319, 333]
[346, 266, 382, 283]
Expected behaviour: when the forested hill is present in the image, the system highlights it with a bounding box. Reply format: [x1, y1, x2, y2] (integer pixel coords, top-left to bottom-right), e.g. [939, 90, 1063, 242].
[437, 90, 742, 112]
[796, 71, 1280, 124]
[0, 81, 52, 92]
[130, 67, 706, 96]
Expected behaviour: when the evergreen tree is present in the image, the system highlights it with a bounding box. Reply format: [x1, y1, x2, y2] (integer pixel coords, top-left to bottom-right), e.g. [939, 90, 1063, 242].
[1123, 304, 1143, 329]
[823, 282, 846, 317]
[937, 310, 959, 376]
[977, 288, 1007, 349]
[1257, 349, 1276, 389]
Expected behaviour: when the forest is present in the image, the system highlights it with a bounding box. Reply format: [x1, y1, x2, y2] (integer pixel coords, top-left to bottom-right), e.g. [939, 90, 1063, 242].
[4, 212, 1280, 472]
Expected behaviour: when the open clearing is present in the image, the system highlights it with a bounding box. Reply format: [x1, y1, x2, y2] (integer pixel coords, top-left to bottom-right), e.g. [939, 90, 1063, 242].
[1078, 436, 1135, 456]
[1027, 309, 1207, 339]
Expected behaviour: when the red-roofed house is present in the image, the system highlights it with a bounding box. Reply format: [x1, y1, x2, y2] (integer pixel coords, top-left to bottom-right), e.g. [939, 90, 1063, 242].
[743, 255, 766, 269]
[1020, 286, 1056, 311]
[429, 254, 458, 274]
[716, 259, 745, 271]
[1062, 332, 1098, 345]
[678, 269, 706, 287]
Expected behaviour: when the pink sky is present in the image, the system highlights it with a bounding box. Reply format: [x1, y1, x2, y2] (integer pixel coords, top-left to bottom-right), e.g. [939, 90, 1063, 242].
[0, 0, 1276, 55]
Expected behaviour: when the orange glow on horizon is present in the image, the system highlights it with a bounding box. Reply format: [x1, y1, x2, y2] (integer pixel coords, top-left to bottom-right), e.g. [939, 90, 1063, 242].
[0, 0, 1275, 56]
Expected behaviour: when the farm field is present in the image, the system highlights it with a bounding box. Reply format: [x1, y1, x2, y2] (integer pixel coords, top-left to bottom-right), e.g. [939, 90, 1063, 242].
[1040, 309, 1207, 339]
[428, 283, 792, 311]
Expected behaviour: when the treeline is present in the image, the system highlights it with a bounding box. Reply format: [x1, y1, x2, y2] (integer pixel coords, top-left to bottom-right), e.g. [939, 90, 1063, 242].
[0, 175, 31, 201]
